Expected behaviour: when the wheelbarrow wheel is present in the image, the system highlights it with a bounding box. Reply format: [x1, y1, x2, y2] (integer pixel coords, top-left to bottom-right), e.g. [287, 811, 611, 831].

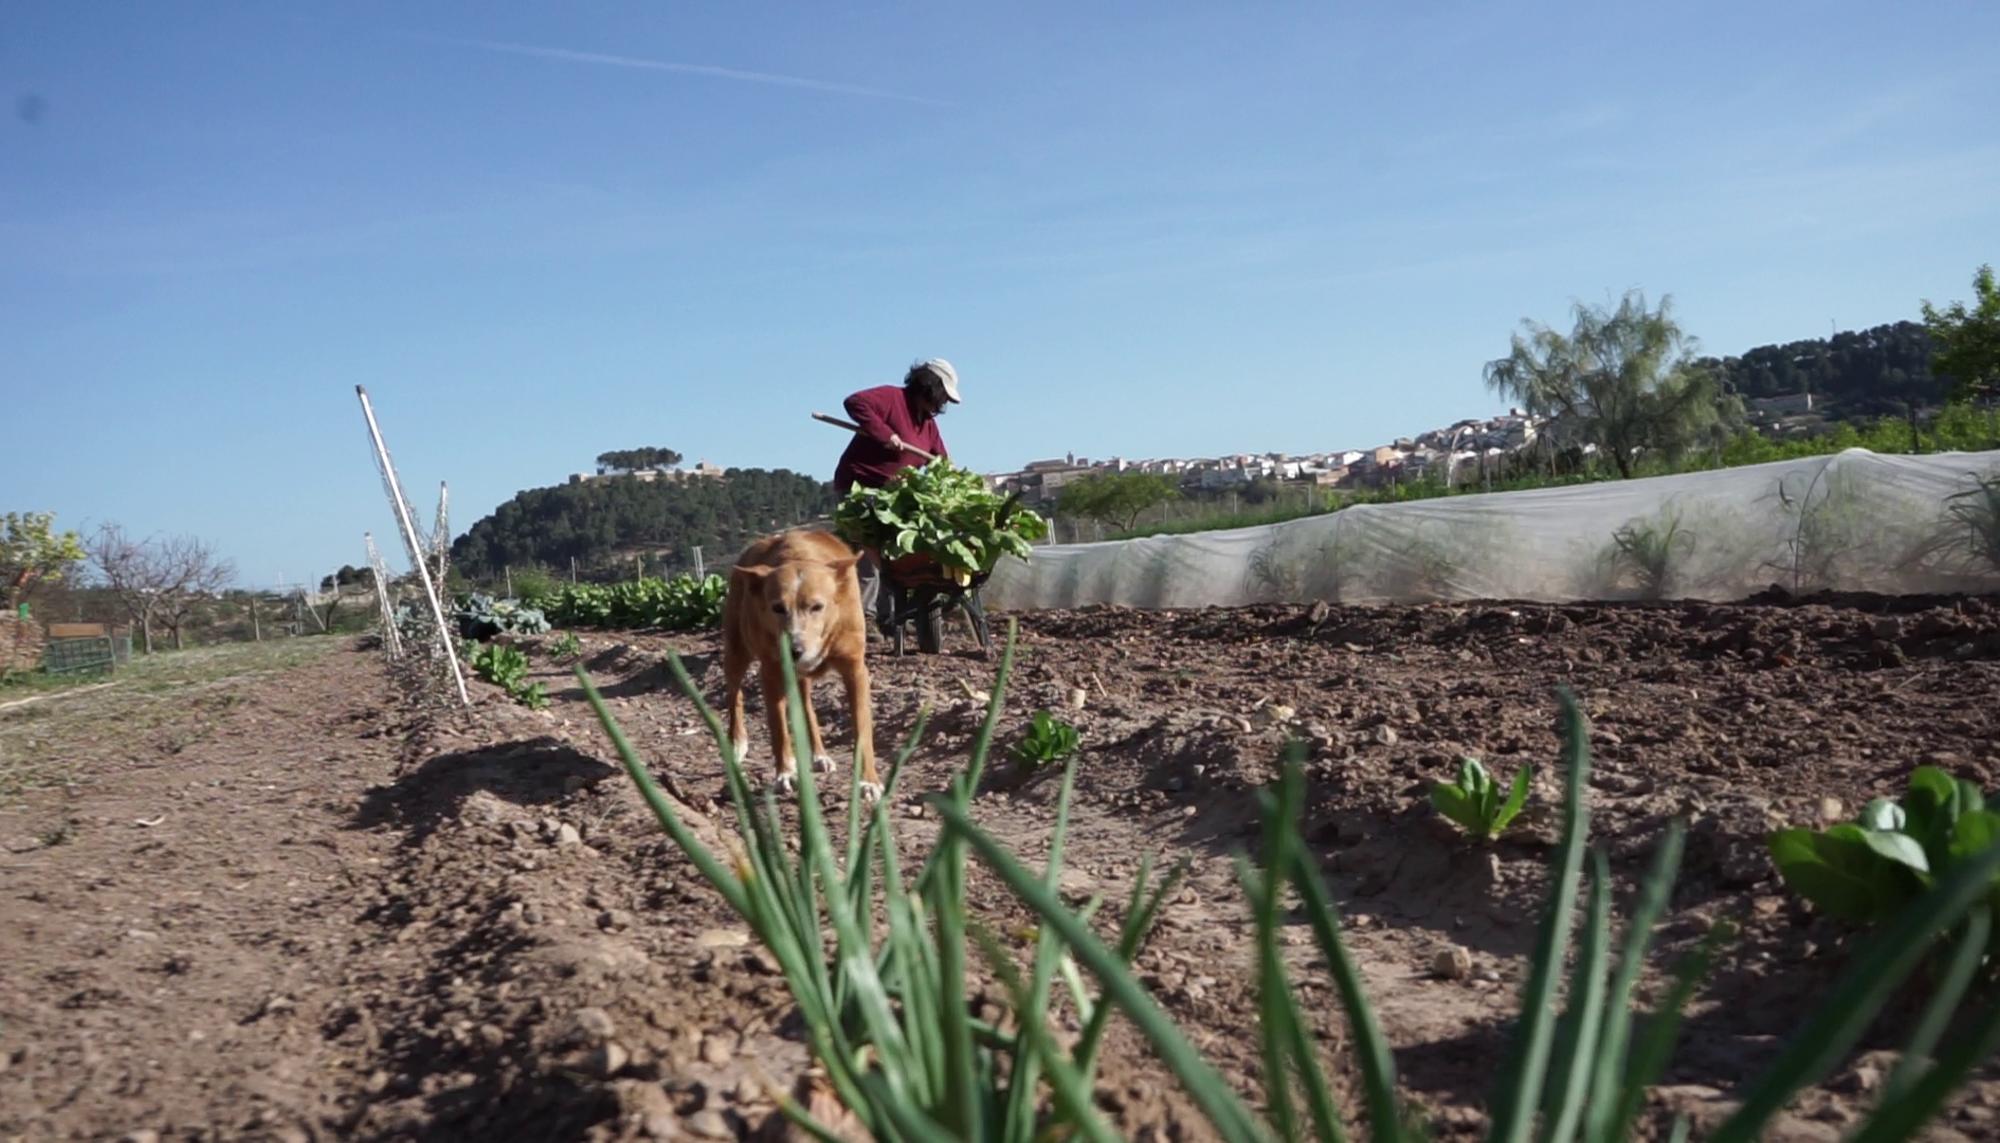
[915, 599, 944, 654]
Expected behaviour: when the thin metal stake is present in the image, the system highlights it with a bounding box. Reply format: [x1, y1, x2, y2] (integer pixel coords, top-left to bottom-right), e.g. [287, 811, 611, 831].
[356, 386, 469, 706]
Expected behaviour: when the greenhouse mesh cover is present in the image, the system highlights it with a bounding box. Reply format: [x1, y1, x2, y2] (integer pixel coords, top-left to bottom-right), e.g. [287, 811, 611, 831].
[983, 448, 2000, 610]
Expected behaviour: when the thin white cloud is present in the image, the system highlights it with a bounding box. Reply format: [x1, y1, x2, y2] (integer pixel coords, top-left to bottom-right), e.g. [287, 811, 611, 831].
[416, 34, 952, 107]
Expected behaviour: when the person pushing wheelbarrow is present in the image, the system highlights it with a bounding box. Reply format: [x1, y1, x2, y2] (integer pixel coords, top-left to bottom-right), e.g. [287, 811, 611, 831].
[828, 358, 961, 636]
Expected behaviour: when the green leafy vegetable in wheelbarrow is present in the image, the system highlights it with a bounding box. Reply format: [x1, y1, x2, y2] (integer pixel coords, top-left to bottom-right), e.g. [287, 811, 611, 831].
[834, 459, 1049, 580]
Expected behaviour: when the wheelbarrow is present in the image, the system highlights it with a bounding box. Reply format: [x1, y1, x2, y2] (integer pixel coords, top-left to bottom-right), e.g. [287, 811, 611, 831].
[876, 548, 996, 658]
[811, 410, 1015, 657]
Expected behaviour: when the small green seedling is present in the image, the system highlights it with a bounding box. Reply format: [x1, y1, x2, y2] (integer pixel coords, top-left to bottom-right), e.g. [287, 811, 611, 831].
[549, 630, 583, 661]
[1431, 757, 1533, 840]
[1013, 710, 1081, 767]
[1770, 766, 1998, 927]
[469, 641, 549, 709]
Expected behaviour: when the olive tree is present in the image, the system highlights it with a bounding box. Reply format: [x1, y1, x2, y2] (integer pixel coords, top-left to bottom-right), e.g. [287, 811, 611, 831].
[1057, 470, 1181, 533]
[1484, 291, 1742, 478]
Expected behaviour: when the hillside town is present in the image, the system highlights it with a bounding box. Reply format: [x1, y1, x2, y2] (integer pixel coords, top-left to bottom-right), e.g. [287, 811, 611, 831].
[986, 407, 1545, 504]
[986, 391, 1827, 505]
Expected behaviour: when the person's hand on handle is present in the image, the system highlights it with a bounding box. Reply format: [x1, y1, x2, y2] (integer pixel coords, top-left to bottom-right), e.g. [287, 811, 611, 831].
[889, 433, 906, 454]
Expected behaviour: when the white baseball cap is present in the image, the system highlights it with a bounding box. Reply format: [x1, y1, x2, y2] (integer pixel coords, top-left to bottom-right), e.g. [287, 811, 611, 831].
[919, 358, 962, 403]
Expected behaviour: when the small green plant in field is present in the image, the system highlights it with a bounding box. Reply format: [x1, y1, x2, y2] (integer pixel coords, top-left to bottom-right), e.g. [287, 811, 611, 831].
[508, 565, 559, 601]
[1012, 710, 1080, 767]
[468, 641, 547, 709]
[1431, 757, 1533, 841]
[1906, 470, 2000, 583]
[1770, 766, 1999, 929]
[583, 628, 2000, 1142]
[1608, 511, 1695, 600]
[1771, 463, 1878, 593]
[1247, 540, 1303, 601]
[1944, 472, 2000, 573]
[548, 630, 583, 662]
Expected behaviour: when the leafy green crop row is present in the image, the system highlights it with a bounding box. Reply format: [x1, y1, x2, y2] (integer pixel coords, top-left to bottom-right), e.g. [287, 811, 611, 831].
[836, 459, 1049, 580]
[526, 573, 726, 632]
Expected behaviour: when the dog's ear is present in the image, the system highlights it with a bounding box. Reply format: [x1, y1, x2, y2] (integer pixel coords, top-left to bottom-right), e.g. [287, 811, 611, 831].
[824, 552, 862, 574]
[732, 563, 776, 582]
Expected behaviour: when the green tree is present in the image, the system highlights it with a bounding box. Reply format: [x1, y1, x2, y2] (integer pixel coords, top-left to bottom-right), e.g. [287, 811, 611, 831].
[1484, 291, 1741, 479]
[1057, 470, 1181, 532]
[1921, 263, 2000, 405]
[319, 564, 373, 592]
[596, 446, 685, 474]
[2, 511, 87, 613]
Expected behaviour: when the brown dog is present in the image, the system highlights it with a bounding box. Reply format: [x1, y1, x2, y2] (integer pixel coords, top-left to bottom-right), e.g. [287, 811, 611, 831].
[721, 528, 880, 801]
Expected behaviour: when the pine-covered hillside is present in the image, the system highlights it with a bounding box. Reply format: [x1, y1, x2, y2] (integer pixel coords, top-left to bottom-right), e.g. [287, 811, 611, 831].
[450, 467, 836, 581]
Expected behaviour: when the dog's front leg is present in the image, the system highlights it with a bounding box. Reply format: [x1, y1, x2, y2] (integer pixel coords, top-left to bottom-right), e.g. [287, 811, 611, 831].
[799, 672, 836, 778]
[760, 662, 804, 795]
[837, 659, 880, 804]
[722, 645, 751, 765]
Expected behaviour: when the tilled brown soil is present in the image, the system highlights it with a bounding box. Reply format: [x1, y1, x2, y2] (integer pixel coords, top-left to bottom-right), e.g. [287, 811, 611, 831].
[5, 592, 2000, 1141]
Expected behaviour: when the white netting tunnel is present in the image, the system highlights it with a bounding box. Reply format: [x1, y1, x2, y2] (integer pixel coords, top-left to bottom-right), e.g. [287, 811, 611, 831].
[983, 449, 2000, 610]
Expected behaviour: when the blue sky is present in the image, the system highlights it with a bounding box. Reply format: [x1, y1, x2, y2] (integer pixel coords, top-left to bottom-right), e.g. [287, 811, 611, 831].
[4, 1, 1996, 587]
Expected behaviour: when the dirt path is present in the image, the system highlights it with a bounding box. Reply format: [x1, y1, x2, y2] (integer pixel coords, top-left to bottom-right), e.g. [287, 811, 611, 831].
[5, 593, 2000, 1140]
[1, 644, 406, 1140]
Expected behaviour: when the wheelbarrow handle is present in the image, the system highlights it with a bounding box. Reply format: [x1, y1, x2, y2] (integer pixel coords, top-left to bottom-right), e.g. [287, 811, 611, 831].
[811, 412, 939, 462]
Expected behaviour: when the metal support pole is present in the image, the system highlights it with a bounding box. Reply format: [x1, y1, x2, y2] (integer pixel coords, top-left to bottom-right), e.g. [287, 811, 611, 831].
[429, 482, 452, 585]
[355, 386, 469, 706]
[366, 533, 403, 661]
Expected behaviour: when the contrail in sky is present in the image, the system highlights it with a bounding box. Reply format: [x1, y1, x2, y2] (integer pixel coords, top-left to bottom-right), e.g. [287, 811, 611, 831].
[418, 34, 952, 107]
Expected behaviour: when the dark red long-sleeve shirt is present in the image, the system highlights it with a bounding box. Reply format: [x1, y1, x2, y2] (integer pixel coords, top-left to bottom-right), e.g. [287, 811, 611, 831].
[834, 385, 948, 493]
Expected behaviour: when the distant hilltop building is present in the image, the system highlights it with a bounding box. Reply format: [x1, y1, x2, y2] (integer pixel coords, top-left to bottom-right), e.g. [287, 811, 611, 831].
[1747, 393, 1815, 419]
[571, 458, 726, 485]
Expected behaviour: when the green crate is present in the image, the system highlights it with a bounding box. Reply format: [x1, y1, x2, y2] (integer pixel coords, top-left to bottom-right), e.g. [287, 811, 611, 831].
[44, 636, 115, 677]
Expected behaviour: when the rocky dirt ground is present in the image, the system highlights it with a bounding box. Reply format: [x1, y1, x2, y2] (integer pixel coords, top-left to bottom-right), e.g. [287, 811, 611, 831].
[4, 592, 2000, 1141]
